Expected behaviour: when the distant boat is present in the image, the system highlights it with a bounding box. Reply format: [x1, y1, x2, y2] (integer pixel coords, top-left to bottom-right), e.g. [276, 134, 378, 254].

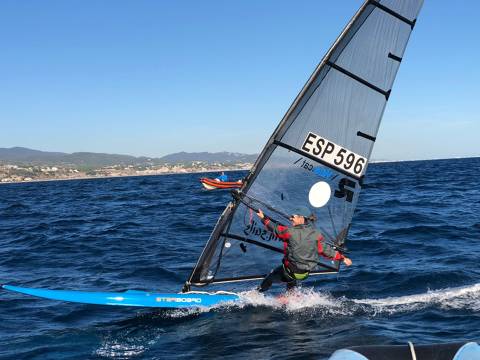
[200, 177, 243, 190]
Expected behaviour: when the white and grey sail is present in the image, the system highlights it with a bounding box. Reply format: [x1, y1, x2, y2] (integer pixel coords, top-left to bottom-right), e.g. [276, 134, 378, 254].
[183, 0, 423, 292]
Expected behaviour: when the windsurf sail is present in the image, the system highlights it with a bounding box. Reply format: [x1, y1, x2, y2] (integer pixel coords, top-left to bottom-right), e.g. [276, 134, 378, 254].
[183, 0, 424, 292]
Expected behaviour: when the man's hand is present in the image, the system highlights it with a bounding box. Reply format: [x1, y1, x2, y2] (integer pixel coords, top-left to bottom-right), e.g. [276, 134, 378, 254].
[256, 209, 264, 220]
[343, 257, 352, 266]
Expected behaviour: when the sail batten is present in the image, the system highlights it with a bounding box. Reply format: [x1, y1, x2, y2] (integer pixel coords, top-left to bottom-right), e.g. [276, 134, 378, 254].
[388, 52, 403, 62]
[369, 0, 417, 28]
[327, 62, 391, 99]
[183, 0, 423, 292]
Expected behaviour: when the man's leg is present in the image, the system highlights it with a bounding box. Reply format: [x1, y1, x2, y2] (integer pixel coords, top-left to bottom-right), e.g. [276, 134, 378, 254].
[258, 266, 285, 292]
[286, 280, 297, 292]
[281, 264, 300, 292]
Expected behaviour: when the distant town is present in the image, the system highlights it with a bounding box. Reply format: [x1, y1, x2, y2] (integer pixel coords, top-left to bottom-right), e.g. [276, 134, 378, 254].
[0, 163, 252, 184]
[0, 147, 255, 184]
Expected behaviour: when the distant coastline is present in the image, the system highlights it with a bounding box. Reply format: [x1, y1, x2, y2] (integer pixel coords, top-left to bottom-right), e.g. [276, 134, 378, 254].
[1, 146, 478, 185]
[0, 147, 255, 185]
[0, 165, 251, 185]
[0, 169, 248, 185]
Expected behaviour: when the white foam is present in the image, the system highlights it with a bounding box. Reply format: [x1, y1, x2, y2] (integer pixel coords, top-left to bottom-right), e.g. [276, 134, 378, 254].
[227, 283, 480, 316]
[95, 340, 150, 358]
[353, 283, 480, 314]
[125, 282, 480, 321]
[225, 288, 352, 317]
[162, 305, 213, 318]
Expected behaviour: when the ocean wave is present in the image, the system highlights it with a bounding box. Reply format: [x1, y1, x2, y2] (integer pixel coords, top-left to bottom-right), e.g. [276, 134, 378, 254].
[202, 283, 480, 318]
[352, 282, 480, 314]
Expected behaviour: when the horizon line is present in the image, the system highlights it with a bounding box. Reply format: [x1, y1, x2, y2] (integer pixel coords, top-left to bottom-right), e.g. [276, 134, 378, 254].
[1, 146, 479, 164]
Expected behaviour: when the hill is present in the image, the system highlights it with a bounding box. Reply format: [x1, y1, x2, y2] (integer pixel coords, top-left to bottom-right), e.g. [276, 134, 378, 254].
[0, 147, 257, 167]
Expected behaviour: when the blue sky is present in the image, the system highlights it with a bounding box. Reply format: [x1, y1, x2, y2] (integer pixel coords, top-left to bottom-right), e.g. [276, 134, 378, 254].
[0, 0, 478, 160]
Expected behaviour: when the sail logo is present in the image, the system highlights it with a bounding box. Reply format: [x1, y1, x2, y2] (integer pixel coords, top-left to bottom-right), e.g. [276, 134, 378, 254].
[334, 178, 356, 203]
[301, 132, 367, 177]
[244, 220, 280, 242]
[156, 297, 202, 303]
[294, 158, 333, 179]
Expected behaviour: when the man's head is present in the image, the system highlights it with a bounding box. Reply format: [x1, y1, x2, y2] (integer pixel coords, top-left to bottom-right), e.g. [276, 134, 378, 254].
[290, 206, 315, 226]
[290, 214, 306, 226]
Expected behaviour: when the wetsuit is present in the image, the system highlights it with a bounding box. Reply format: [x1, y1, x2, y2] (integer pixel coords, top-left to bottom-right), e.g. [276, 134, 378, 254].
[258, 217, 344, 292]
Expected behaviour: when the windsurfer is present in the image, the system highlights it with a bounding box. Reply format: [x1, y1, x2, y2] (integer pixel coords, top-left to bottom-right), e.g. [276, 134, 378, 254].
[255, 208, 352, 292]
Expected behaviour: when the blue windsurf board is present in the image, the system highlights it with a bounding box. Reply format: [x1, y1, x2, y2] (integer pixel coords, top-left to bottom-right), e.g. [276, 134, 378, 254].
[2, 285, 240, 308]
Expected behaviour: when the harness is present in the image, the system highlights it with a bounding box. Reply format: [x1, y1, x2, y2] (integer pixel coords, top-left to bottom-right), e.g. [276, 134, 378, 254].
[282, 263, 309, 281]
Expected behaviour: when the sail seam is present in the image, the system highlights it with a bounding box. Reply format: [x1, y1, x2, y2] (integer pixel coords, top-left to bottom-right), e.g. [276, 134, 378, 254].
[369, 0, 416, 29]
[273, 140, 363, 181]
[327, 61, 391, 100]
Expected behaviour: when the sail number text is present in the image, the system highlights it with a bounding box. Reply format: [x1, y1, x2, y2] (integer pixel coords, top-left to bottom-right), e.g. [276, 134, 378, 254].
[301, 132, 367, 177]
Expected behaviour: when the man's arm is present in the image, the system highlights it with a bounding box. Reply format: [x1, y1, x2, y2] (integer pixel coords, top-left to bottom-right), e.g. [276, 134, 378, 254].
[256, 209, 290, 240]
[318, 236, 352, 266]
